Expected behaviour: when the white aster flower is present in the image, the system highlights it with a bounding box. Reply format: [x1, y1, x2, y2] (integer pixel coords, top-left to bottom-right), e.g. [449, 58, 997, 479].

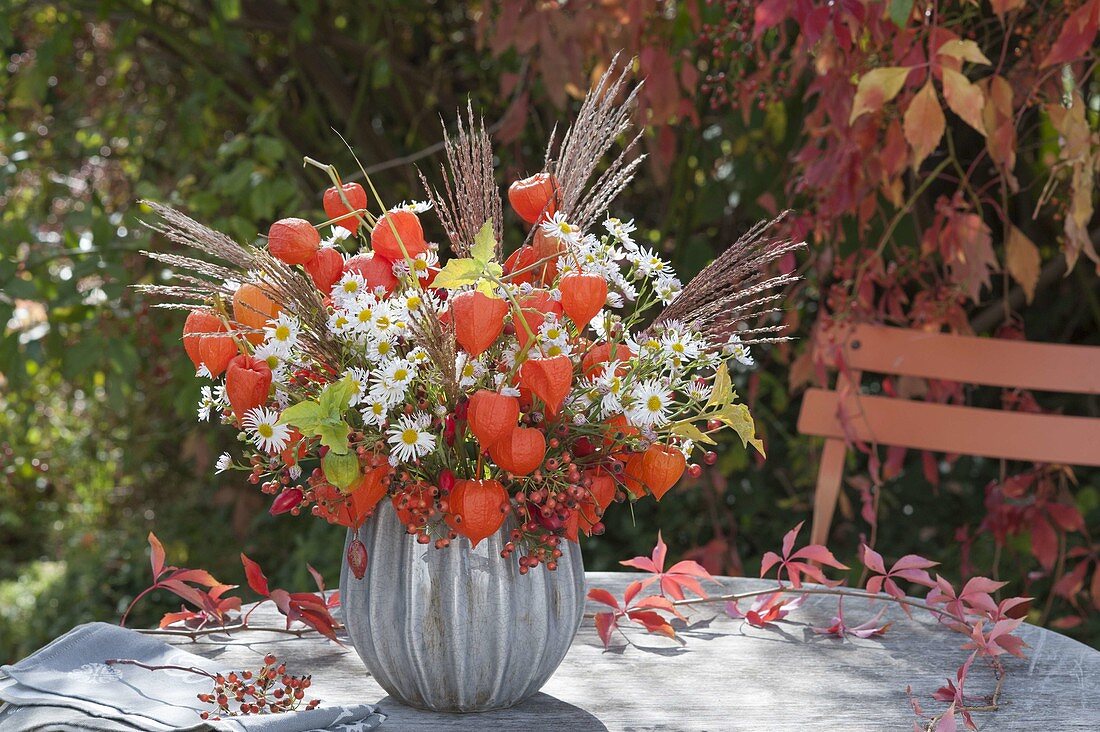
[263, 314, 300, 353]
[626, 380, 672, 428]
[456, 353, 485, 388]
[539, 211, 583, 246]
[387, 412, 436, 463]
[371, 358, 416, 404]
[661, 330, 703, 364]
[196, 364, 213, 379]
[366, 335, 398, 363]
[242, 407, 291, 454]
[685, 379, 713, 403]
[343, 367, 371, 406]
[197, 386, 216, 422]
[332, 272, 367, 307]
[215, 452, 233, 474]
[604, 216, 638, 249]
[724, 333, 755, 367]
[361, 400, 389, 428]
[330, 225, 352, 241]
[654, 274, 682, 305]
[394, 200, 433, 214]
[633, 247, 674, 278]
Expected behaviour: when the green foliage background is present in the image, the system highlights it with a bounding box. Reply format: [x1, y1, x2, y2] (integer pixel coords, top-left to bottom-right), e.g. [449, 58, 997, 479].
[1, 1, 1097, 661]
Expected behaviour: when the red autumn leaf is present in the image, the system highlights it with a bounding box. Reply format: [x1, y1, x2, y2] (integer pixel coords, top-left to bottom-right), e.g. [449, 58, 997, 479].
[627, 610, 677, 638]
[620, 531, 720, 600]
[940, 68, 986, 135]
[962, 618, 1027, 659]
[587, 587, 621, 611]
[594, 611, 618, 649]
[927, 575, 1006, 620]
[903, 79, 945, 169]
[148, 532, 166, 577]
[862, 545, 938, 602]
[759, 522, 849, 588]
[1040, 0, 1100, 68]
[813, 599, 892, 639]
[240, 553, 270, 597]
[727, 591, 804, 628]
[1029, 515, 1058, 571]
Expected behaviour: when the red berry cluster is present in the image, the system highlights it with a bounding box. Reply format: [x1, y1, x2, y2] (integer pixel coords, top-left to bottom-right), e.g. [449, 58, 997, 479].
[197, 654, 320, 719]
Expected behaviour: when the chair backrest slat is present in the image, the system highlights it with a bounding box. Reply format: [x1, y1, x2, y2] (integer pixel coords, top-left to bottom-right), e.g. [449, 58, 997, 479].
[842, 324, 1100, 394]
[799, 388, 1100, 467]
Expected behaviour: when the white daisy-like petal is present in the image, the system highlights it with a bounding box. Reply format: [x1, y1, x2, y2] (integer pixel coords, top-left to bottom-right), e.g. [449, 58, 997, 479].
[626, 379, 672, 428]
[214, 452, 233, 474]
[242, 407, 291, 454]
[386, 412, 436, 463]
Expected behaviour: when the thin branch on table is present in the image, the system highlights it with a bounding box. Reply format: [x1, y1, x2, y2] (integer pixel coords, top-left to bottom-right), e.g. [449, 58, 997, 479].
[136, 623, 346, 640]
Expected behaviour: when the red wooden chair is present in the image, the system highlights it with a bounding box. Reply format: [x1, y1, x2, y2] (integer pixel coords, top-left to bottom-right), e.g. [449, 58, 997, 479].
[797, 324, 1100, 546]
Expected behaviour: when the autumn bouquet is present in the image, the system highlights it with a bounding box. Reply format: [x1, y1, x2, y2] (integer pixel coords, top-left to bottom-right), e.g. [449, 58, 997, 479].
[139, 63, 802, 580]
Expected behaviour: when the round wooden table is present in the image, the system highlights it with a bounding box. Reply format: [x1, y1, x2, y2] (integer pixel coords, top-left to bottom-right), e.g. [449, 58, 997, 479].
[168, 572, 1100, 731]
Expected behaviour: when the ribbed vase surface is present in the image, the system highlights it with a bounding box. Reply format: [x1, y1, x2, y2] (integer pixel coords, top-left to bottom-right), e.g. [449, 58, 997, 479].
[340, 501, 586, 712]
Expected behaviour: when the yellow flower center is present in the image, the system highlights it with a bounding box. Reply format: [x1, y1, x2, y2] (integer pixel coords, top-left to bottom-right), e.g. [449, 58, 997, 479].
[258, 424, 274, 438]
[377, 342, 392, 356]
[401, 428, 419, 446]
[264, 356, 278, 369]
[343, 281, 359, 293]
[672, 342, 685, 354]
[394, 368, 408, 382]
[462, 364, 475, 377]
[357, 309, 373, 323]
[406, 295, 422, 309]
[646, 396, 663, 412]
[546, 345, 563, 357]
[275, 325, 290, 341]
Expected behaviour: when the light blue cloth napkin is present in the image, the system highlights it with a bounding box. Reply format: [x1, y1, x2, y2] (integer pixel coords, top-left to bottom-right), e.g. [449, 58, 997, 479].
[0, 622, 384, 732]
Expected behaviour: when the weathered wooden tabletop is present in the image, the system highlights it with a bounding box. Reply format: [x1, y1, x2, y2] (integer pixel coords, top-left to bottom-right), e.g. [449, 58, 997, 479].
[167, 572, 1100, 731]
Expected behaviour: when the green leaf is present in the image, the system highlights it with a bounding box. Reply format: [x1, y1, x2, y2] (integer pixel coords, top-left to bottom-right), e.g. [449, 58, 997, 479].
[317, 420, 352, 455]
[319, 375, 357, 415]
[888, 0, 914, 27]
[671, 421, 717, 446]
[716, 403, 765, 457]
[277, 401, 325, 432]
[707, 362, 733, 410]
[471, 221, 496, 265]
[431, 258, 482, 290]
[322, 450, 359, 489]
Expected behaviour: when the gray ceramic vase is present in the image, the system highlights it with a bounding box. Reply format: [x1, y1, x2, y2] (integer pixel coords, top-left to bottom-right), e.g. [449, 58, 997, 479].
[339, 501, 586, 712]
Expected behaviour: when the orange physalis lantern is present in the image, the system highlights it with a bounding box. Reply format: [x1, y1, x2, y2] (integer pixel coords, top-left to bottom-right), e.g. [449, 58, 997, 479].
[225, 354, 273, 421]
[516, 290, 563, 349]
[303, 247, 344, 293]
[451, 290, 508, 357]
[622, 452, 647, 499]
[467, 390, 520, 448]
[578, 469, 616, 533]
[232, 283, 281, 345]
[503, 244, 538, 285]
[267, 218, 320, 265]
[489, 426, 547, 477]
[530, 229, 565, 283]
[519, 355, 573, 415]
[602, 413, 639, 449]
[344, 253, 397, 296]
[641, 444, 686, 500]
[507, 172, 559, 224]
[559, 273, 607, 331]
[343, 464, 393, 528]
[370, 210, 427, 261]
[323, 182, 368, 233]
[183, 309, 237, 377]
[449, 478, 508, 547]
[279, 428, 308, 466]
[582, 342, 633, 378]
